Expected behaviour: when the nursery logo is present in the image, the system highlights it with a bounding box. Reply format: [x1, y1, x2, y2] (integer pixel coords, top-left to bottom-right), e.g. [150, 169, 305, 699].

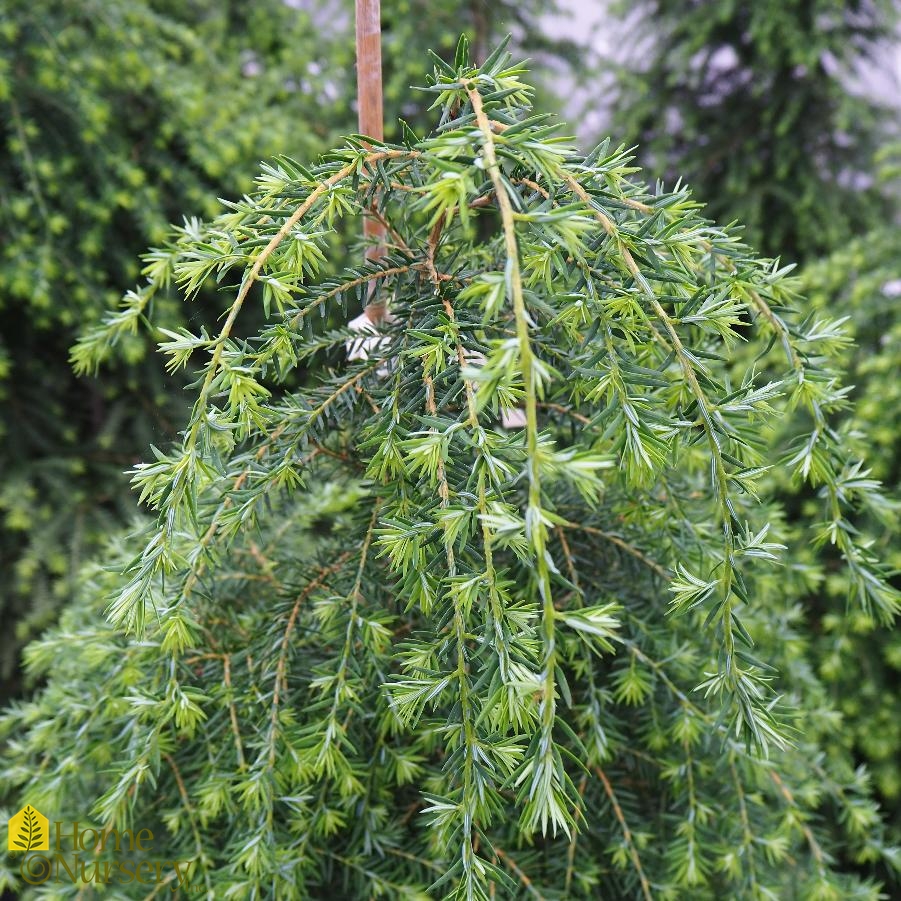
[7, 805, 199, 891]
[8, 806, 49, 852]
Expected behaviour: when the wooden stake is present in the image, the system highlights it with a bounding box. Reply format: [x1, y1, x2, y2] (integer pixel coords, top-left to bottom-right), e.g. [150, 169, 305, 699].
[355, 0, 386, 322]
[355, 0, 384, 144]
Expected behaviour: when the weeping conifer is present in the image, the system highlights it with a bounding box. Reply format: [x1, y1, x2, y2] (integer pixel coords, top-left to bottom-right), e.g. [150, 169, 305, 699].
[2, 39, 899, 899]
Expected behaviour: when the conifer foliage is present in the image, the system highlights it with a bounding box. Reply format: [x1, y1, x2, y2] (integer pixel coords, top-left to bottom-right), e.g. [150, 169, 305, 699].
[0, 0, 581, 701]
[3, 40, 899, 898]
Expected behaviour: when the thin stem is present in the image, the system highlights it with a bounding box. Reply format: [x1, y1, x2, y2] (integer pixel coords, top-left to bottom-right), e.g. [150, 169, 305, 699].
[563, 171, 737, 663]
[163, 753, 212, 895]
[319, 504, 381, 770]
[468, 83, 566, 837]
[595, 766, 654, 901]
[268, 552, 355, 768]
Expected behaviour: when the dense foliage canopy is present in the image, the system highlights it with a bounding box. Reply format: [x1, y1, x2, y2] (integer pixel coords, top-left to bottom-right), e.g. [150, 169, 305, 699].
[0, 0, 577, 698]
[3, 41, 899, 899]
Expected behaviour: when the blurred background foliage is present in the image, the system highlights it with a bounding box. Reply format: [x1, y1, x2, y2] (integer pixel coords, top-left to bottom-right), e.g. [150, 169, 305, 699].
[1, 0, 900, 876]
[792, 221, 901, 830]
[610, 0, 900, 261]
[0, 0, 338, 693]
[0, 0, 576, 696]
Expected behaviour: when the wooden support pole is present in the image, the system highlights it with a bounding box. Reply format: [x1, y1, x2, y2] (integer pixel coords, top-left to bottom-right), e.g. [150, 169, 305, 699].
[355, 0, 386, 322]
[355, 0, 384, 145]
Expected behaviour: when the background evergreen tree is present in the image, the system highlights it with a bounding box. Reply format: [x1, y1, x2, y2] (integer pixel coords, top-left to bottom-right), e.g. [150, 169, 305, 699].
[0, 0, 340, 696]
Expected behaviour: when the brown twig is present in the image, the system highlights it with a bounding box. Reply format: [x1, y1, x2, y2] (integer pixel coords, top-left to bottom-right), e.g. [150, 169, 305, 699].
[595, 766, 654, 901]
[567, 522, 670, 580]
[268, 551, 356, 767]
[494, 846, 547, 900]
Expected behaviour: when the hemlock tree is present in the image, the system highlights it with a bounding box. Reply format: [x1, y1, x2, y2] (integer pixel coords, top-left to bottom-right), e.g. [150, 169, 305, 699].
[610, 0, 900, 260]
[3, 40, 900, 898]
[0, 0, 579, 699]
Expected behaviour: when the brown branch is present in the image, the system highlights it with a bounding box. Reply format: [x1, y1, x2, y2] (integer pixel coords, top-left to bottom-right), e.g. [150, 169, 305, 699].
[537, 401, 591, 425]
[486, 117, 652, 214]
[556, 525, 581, 590]
[163, 753, 210, 893]
[222, 654, 246, 770]
[494, 847, 547, 900]
[769, 771, 827, 870]
[595, 766, 654, 901]
[289, 265, 413, 329]
[566, 522, 670, 580]
[268, 551, 356, 767]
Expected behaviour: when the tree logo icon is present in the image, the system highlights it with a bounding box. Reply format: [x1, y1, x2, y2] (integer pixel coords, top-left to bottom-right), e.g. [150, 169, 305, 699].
[7, 805, 49, 851]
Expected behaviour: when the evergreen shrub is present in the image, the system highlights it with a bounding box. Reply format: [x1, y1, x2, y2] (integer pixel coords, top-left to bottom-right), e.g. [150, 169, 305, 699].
[3, 40, 899, 899]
